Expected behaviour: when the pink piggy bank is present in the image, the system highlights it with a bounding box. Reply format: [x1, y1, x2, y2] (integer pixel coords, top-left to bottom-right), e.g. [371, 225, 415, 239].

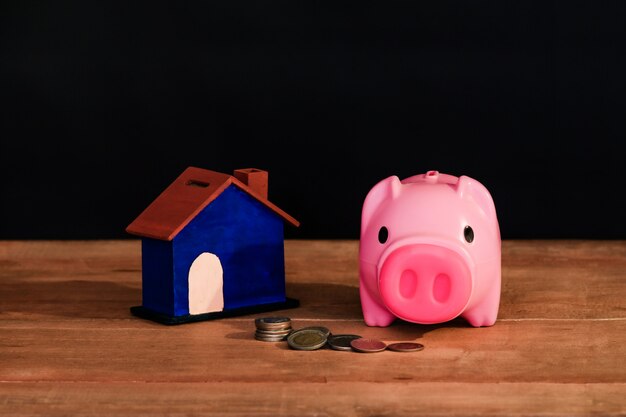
[359, 170, 501, 328]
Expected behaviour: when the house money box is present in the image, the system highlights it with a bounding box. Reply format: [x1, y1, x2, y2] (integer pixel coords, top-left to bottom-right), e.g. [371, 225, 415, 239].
[126, 167, 300, 324]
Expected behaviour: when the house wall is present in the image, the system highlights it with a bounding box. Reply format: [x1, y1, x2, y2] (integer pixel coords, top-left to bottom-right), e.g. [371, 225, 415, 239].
[141, 238, 175, 316]
[172, 185, 287, 316]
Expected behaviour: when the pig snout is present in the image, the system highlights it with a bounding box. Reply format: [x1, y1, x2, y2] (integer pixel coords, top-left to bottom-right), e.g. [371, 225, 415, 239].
[379, 244, 472, 324]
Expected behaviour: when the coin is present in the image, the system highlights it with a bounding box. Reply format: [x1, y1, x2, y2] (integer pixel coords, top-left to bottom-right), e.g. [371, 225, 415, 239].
[386, 342, 425, 352]
[287, 328, 328, 351]
[256, 316, 290, 324]
[297, 326, 331, 338]
[254, 333, 289, 342]
[350, 338, 387, 353]
[327, 334, 362, 351]
[255, 330, 293, 337]
[255, 316, 291, 330]
[255, 328, 292, 336]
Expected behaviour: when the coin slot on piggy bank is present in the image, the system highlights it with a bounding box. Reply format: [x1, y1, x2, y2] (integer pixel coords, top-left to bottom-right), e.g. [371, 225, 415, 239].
[358, 171, 501, 328]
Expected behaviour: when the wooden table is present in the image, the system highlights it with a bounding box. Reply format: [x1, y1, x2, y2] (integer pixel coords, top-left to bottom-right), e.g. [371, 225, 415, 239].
[1, 240, 625, 416]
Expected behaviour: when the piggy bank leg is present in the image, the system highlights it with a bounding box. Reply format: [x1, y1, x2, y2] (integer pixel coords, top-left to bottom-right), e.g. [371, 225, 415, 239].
[359, 285, 396, 327]
[461, 279, 501, 327]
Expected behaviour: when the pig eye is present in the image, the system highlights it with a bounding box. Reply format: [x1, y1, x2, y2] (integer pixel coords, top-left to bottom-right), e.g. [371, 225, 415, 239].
[378, 227, 388, 244]
[464, 226, 474, 243]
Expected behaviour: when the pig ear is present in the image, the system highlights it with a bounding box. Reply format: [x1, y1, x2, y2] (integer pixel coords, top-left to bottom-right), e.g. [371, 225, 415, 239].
[361, 175, 402, 232]
[456, 175, 497, 220]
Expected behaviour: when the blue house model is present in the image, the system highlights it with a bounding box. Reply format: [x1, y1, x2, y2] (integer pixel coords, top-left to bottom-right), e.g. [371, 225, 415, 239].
[126, 167, 300, 324]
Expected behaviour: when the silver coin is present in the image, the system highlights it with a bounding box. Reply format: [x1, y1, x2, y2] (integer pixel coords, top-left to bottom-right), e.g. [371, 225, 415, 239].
[255, 316, 292, 331]
[327, 334, 362, 351]
[255, 316, 291, 324]
[255, 328, 293, 335]
[255, 333, 289, 342]
[256, 316, 291, 324]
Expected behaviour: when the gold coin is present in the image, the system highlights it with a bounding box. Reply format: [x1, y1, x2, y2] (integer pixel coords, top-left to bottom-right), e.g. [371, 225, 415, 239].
[296, 326, 331, 338]
[287, 328, 327, 351]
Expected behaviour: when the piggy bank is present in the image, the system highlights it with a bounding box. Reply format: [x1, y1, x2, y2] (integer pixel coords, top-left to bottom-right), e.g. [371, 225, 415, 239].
[359, 170, 501, 328]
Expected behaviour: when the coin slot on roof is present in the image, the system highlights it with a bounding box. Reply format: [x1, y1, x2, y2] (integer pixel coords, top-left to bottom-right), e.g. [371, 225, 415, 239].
[186, 179, 210, 188]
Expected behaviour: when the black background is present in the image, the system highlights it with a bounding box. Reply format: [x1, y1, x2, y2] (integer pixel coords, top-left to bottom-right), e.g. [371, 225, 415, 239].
[1, 1, 625, 240]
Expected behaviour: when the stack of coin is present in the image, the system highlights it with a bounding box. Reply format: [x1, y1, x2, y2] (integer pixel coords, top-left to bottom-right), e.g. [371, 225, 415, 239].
[254, 316, 293, 342]
[253, 318, 426, 352]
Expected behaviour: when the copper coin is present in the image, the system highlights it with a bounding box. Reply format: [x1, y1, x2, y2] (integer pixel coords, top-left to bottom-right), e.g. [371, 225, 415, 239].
[387, 342, 425, 352]
[350, 338, 387, 353]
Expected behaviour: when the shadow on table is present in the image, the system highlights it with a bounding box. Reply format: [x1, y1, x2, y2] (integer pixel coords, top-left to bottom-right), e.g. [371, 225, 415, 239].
[0, 277, 140, 319]
[223, 282, 475, 348]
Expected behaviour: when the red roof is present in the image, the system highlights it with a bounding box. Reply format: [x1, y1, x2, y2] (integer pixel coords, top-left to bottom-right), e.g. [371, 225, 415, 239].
[126, 167, 300, 241]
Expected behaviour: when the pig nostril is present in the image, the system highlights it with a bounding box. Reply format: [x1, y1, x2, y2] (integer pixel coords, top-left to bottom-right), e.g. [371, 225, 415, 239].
[433, 273, 451, 303]
[399, 270, 418, 299]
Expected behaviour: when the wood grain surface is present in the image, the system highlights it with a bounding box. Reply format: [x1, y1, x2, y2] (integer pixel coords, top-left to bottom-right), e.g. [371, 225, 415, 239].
[1, 240, 625, 416]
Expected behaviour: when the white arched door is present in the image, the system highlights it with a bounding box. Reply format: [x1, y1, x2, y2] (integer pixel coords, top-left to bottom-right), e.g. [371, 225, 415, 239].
[188, 252, 224, 314]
